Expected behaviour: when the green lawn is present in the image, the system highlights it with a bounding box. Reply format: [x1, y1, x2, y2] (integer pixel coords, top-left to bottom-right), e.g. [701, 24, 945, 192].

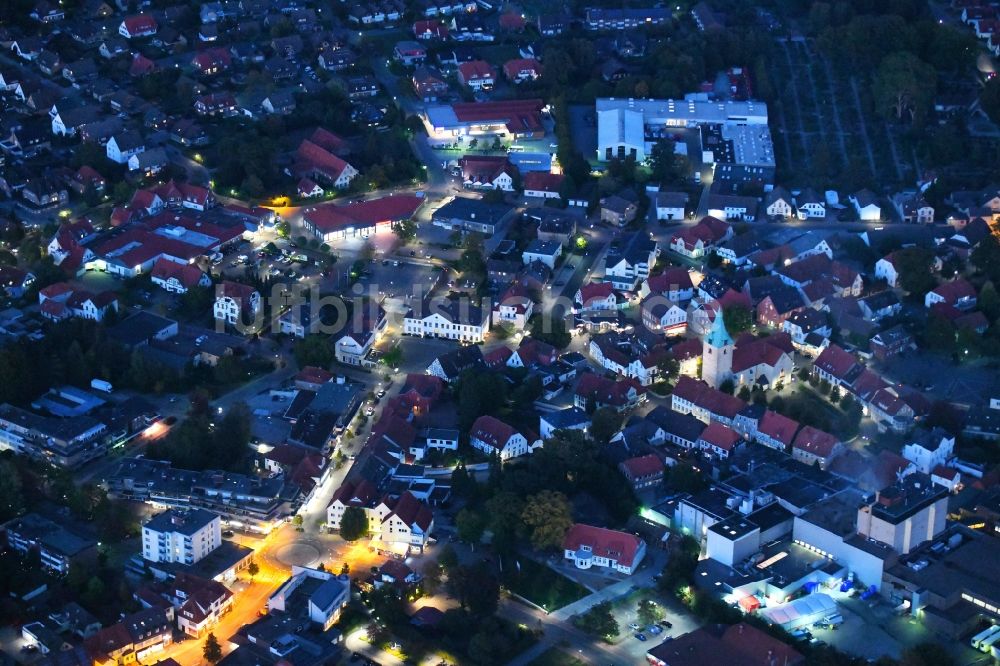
[528, 648, 587, 666]
[503, 558, 589, 611]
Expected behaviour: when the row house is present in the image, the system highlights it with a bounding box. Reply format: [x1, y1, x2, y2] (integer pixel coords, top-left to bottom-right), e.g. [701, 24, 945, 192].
[670, 376, 747, 427]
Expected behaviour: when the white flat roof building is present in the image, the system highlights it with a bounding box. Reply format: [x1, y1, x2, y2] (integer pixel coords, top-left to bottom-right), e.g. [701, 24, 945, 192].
[596, 96, 772, 164]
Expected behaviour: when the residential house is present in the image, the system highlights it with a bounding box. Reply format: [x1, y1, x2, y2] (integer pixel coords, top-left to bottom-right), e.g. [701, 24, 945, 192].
[754, 410, 800, 452]
[563, 523, 646, 575]
[653, 191, 689, 221]
[106, 131, 145, 163]
[795, 188, 826, 219]
[764, 186, 794, 219]
[871, 325, 913, 361]
[618, 454, 664, 490]
[850, 189, 881, 221]
[791, 425, 842, 469]
[604, 232, 659, 291]
[458, 155, 516, 191]
[892, 192, 934, 224]
[574, 373, 645, 412]
[522, 240, 562, 269]
[213, 281, 261, 327]
[150, 259, 211, 294]
[600, 194, 638, 226]
[393, 41, 427, 66]
[403, 297, 489, 343]
[411, 66, 448, 102]
[456, 60, 495, 91]
[522, 172, 564, 199]
[640, 296, 687, 336]
[119, 15, 158, 39]
[925, 279, 976, 310]
[470, 415, 538, 460]
[669, 216, 732, 259]
[502, 58, 542, 83]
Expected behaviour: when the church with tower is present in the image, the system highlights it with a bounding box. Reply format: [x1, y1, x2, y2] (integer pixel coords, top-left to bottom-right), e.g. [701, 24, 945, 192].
[702, 311, 734, 389]
[700, 313, 795, 390]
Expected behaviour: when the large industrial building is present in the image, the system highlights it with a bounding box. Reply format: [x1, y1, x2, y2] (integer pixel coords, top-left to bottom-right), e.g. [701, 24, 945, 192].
[595, 96, 774, 169]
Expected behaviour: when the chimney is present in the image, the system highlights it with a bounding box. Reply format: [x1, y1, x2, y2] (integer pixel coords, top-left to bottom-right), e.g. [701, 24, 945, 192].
[336, 375, 345, 385]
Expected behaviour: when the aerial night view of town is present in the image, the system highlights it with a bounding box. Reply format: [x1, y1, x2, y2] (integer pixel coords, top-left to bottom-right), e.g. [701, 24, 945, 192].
[5, 0, 1000, 665]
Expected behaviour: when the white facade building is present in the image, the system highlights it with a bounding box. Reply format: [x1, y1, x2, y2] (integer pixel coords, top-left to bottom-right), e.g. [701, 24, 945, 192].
[141, 509, 221, 565]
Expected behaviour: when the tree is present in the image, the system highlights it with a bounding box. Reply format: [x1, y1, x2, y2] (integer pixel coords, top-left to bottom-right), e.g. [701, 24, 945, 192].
[528, 316, 571, 349]
[983, 73, 1000, 123]
[973, 235, 1000, 285]
[393, 219, 416, 242]
[925, 314, 956, 352]
[293, 335, 334, 368]
[365, 622, 388, 646]
[455, 507, 485, 545]
[247, 561, 259, 580]
[894, 247, 937, 295]
[203, 633, 223, 663]
[421, 562, 442, 594]
[873, 51, 936, 125]
[0, 460, 24, 522]
[521, 490, 573, 550]
[723, 305, 752, 335]
[576, 601, 619, 638]
[637, 599, 664, 626]
[900, 642, 954, 666]
[340, 506, 369, 541]
[437, 544, 459, 571]
[590, 407, 622, 445]
[980, 282, 1000, 323]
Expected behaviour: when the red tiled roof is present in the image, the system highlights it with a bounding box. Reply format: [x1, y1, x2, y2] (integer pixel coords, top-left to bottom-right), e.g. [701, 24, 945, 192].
[309, 127, 347, 153]
[671, 376, 746, 419]
[932, 465, 959, 480]
[484, 345, 514, 368]
[384, 490, 433, 531]
[295, 366, 333, 385]
[814, 344, 858, 379]
[620, 454, 663, 478]
[329, 479, 378, 509]
[450, 99, 545, 133]
[699, 422, 740, 451]
[502, 58, 541, 80]
[413, 19, 448, 38]
[150, 258, 205, 289]
[929, 279, 976, 305]
[297, 139, 351, 181]
[731, 337, 787, 373]
[303, 195, 423, 233]
[522, 171, 563, 192]
[792, 425, 839, 458]
[122, 14, 157, 35]
[646, 267, 693, 295]
[562, 523, 643, 567]
[578, 281, 615, 305]
[470, 414, 518, 450]
[670, 337, 702, 361]
[757, 410, 799, 447]
[458, 60, 495, 81]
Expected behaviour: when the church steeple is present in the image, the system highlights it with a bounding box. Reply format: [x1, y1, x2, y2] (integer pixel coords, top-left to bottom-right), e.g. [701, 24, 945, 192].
[702, 310, 734, 389]
[705, 310, 734, 349]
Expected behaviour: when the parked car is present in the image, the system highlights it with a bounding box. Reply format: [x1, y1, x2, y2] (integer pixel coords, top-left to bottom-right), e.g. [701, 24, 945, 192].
[634, 633, 647, 641]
